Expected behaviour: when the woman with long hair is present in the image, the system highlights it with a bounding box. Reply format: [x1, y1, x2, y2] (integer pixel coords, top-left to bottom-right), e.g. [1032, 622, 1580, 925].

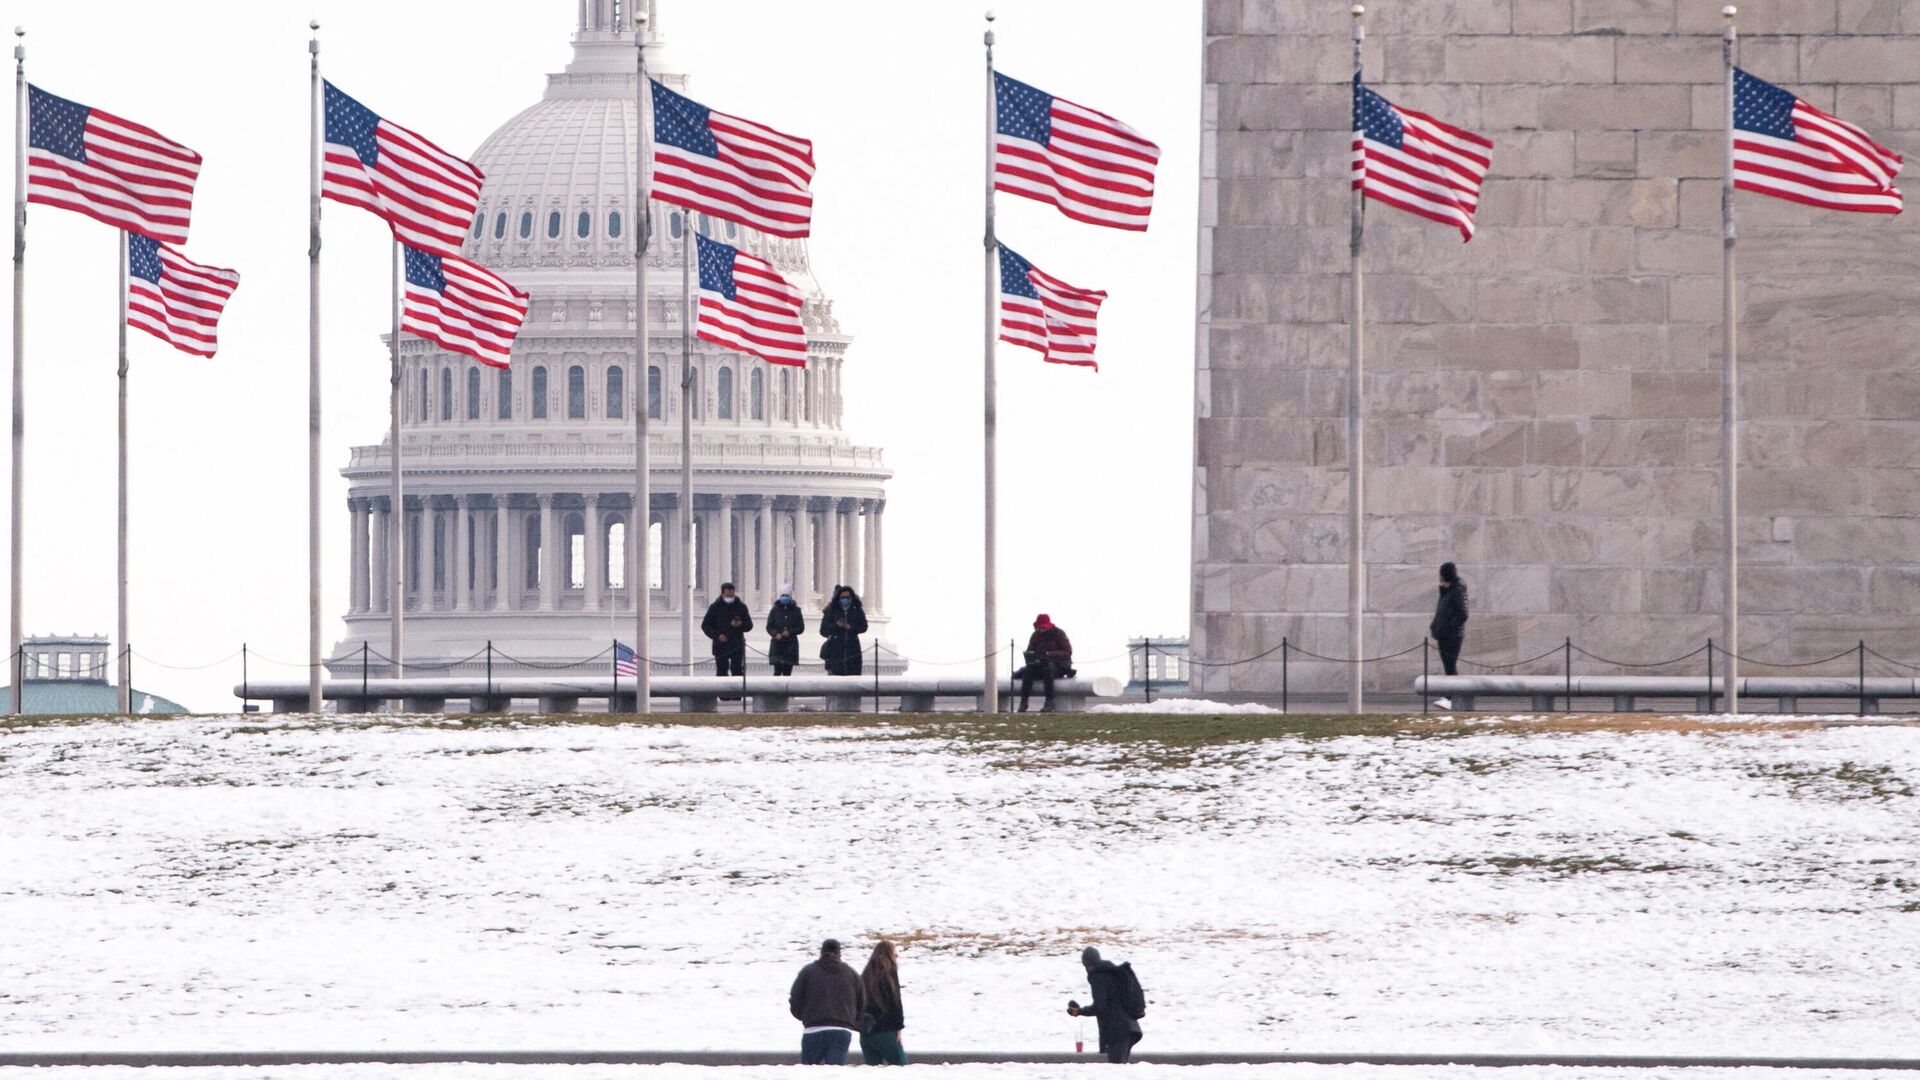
[858, 940, 906, 1065]
[819, 585, 869, 677]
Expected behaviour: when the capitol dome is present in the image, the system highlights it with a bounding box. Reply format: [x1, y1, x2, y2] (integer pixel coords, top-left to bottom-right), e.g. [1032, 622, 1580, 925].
[329, 0, 890, 682]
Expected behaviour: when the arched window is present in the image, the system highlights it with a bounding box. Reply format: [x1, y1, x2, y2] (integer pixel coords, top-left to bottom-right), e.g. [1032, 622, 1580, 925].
[440, 367, 453, 421]
[493, 212, 506, 239]
[531, 365, 548, 419]
[524, 515, 542, 589]
[698, 213, 712, 237]
[471, 213, 484, 238]
[547, 211, 561, 238]
[648, 519, 664, 589]
[647, 365, 661, 419]
[567, 364, 586, 419]
[497, 369, 512, 419]
[687, 367, 700, 420]
[608, 211, 622, 238]
[750, 367, 765, 420]
[606, 518, 626, 589]
[466, 367, 481, 420]
[433, 513, 448, 591]
[419, 367, 430, 421]
[577, 211, 591, 238]
[565, 512, 586, 589]
[779, 369, 792, 421]
[607, 365, 624, 419]
[518, 211, 533, 239]
[717, 366, 734, 419]
[802, 369, 813, 422]
[669, 211, 683, 239]
[725, 219, 737, 240]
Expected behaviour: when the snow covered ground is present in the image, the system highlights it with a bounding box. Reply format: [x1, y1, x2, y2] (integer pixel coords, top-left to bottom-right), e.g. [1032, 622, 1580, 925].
[1, 714, 1914, 1058]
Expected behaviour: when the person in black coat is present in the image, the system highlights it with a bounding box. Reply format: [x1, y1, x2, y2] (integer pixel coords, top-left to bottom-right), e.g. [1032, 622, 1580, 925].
[701, 582, 754, 677]
[766, 583, 805, 676]
[1067, 946, 1142, 1064]
[819, 586, 869, 677]
[1430, 561, 1469, 677]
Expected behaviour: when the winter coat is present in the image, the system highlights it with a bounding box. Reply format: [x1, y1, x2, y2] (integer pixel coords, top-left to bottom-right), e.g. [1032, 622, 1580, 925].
[1079, 960, 1143, 1054]
[1430, 579, 1469, 641]
[819, 600, 869, 672]
[701, 598, 755, 657]
[790, 958, 866, 1030]
[1024, 626, 1074, 673]
[860, 972, 905, 1034]
[766, 601, 806, 664]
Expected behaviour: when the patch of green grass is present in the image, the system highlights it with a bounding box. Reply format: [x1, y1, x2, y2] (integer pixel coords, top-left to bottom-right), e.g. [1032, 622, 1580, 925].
[1748, 760, 1915, 801]
[1422, 854, 1686, 876]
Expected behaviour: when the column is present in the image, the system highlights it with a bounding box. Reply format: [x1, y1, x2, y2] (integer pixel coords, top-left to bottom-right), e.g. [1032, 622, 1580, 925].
[717, 495, 735, 590]
[585, 497, 604, 610]
[537, 495, 558, 611]
[348, 499, 368, 613]
[794, 503, 813, 609]
[403, 503, 419, 612]
[819, 499, 839, 596]
[840, 501, 858, 591]
[453, 503, 471, 612]
[758, 499, 774, 597]
[370, 501, 389, 614]
[494, 501, 510, 611]
[871, 502, 884, 612]
[862, 501, 877, 610]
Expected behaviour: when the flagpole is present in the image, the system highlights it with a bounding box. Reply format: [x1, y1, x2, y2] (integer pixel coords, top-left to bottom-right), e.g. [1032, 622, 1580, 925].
[680, 214, 693, 676]
[307, 20, 324, 714]
[388, 239, 404, 681]
[117, 232, 130, 715]
[1721, 5, 1739, 716]
[981, 10, 998, 713]
[1347, 4, 1367, 715]
[10, 27, 25, 714]
[633, 18, 652, 712]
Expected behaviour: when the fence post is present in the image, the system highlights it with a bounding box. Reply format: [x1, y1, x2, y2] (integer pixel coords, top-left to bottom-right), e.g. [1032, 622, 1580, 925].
[872, 639, 879, 715]
[361, 641, 369, 703]
[1706, 638, 1714, 713]
[1563, 637, 1572, 714]
[486, 641, 493, 700]
[1422, 638, 1429, 715]
[1281, 636, 1289, 715]
[242, 643, 249, 703]
[1144, 637, 1154, 705]
[1007, 638, 1015, 714]
[1859, 639, 1867, 716]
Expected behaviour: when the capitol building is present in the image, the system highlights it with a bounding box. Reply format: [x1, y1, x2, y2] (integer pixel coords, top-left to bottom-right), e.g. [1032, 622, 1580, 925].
[329, 0, 890, 675]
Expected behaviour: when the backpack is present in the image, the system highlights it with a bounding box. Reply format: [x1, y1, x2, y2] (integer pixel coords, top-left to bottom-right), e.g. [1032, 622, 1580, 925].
[1115, 962, 1147, 1019]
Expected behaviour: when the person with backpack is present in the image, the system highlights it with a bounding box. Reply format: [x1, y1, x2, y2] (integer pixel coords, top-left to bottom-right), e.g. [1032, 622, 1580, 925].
[857, 940, 907, 1065]
[1066, 946, 1144, 1063]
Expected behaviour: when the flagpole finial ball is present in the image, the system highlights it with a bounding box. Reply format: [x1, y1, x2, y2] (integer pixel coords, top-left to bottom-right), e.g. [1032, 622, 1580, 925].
[1351, 5, 1366, 18]
[309, 19, 319, 30]
[985, 10, 996, 22]
[635, 10, 648, 24]
[1722, 5, 1736, 16]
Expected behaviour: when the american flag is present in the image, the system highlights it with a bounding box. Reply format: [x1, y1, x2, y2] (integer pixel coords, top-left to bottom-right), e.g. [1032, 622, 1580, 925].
[651, 79, 814, 239]
[1352, 75, 1493, 242]
[693, 234, 808, 368]
[1734, 69, 1902, 214]
[614, 642, 639, 678]
[126, 233, 239, 358]
[997, 244, 1106, 370]
[401, 246, 529, 369]
[323, 82, 484, 258]
[993, 72, 1159, 232]
[27, 85, 200, 244]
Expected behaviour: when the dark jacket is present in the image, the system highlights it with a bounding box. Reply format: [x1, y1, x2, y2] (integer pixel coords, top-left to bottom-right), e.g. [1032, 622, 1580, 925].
[861, 972, 905, 1034]
[701, 598, 754, 657]
[1430, 579, 1469, 641]
[1079, 960, 1143, 1053]
[1025, 626, 1074, 672]
[819, 598, 869, 670]
[790, 957, 866, 1030]
[766, 601, 806, 661]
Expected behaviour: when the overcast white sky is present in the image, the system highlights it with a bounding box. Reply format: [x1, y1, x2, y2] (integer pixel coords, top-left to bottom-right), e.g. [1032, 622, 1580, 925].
[4, 0, 1200, 710]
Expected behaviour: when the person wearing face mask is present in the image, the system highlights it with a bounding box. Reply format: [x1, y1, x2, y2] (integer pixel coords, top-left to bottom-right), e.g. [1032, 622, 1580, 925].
[766, 583, 805, 676]
[701, 582, 755, 678]
[819, 585, 869, 677]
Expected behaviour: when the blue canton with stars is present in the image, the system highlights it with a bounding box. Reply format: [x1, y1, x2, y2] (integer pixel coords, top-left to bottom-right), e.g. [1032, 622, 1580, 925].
[403, 245, 447, 293]
[1733, 69, 1798, 140]
[995, 73, 1053, 145]
[651, 80, 719, 159]
[1353, 74, 1404, 148]
[695, 234, 737, 299]
[28, 85, 91, 161]
[324, 81, 383, 167]
[127, 232, 165, 285]
[997, 243, 1039, 299]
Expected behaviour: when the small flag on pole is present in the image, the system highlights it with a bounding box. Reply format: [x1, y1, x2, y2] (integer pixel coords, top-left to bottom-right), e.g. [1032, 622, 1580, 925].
[993, 72, 1159, 232]
[126, 234, 239, 358]
[322, 82, 485, 257]
[401, 246, 529, 369]
[1352, 75, 1492, 241]
[693, 234, 808, 368]
[650, 80, 814, 239]
[27, 85, 201, 244]
[997, 244, 1106, 370]
[615, 641, 640, 678]
[1733, 69, 1902, 214]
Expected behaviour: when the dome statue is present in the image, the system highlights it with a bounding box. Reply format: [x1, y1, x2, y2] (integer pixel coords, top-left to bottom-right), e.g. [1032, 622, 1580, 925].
[328, 0, 890, 682]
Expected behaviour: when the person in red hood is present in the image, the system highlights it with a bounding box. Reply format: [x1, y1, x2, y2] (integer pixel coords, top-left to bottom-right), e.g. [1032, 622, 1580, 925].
[1016, 614, 1075, 713]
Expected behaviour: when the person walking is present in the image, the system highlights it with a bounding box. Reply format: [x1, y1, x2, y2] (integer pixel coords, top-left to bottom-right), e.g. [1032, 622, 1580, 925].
[819, 586, 869, 677]
[1430, 562, 1470, 678]
[702, 582, 755, 678]
[857, 940, 907, 1066]
[790, 938, 865, 1065]
[1067, 946, 1144, 1063]
[767, 584, 804, 676]
[1015, 613, 1075, 712]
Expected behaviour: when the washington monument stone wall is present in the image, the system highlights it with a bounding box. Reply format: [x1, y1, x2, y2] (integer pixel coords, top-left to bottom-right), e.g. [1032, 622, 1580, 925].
[1192, 0, 1920, 695]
